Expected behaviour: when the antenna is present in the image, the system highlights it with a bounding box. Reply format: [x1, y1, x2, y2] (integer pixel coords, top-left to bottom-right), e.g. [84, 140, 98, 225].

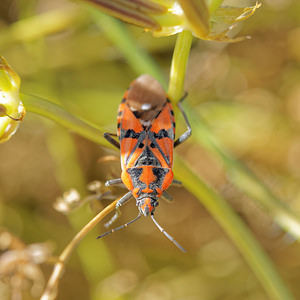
[151, 213, 186, 253]
[97, 213, 142, 239]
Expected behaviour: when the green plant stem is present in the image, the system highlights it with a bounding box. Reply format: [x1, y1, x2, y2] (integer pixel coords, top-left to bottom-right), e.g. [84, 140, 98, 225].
[20, 93, 109, 147]
[174, 156, 294, 300]
[185, 104, 300, 240]
[169, 30, 294, 300]
[168, 30, 193, 102]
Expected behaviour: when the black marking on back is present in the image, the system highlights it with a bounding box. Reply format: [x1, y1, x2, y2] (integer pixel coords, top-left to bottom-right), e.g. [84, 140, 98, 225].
[137, 190, 158, 200]
[148, 131, 171, 165]
[120, 129, 140, 140]
[125, 129, 140, 138]
[127, 168, 147, 191]
[153, 129, 170, 139]
[134, 146, 161, 167]
[124, 131, 147, 166]
[153, 127, 175, 141]
[149, 168, 169, 190]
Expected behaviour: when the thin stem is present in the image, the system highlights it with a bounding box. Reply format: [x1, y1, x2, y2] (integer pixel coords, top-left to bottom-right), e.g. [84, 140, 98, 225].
[168, 26, 295, 300]
[41, 197, 120, 300]
[168, 30, 193, 102]
[174, 155, 295, 300]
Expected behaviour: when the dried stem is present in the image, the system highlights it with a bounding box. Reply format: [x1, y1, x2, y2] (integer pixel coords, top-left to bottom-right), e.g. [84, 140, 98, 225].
[41, 197, 120, 300]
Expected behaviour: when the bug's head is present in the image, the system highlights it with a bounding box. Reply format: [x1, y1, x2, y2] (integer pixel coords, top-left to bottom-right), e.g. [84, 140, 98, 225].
[138, 197, 159, 217]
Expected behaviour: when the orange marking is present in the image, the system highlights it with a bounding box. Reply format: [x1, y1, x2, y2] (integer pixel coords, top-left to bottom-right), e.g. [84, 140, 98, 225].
[121, 171, 134, 191]
[139, 166, 155, 185]
[140, 198, 154, 213]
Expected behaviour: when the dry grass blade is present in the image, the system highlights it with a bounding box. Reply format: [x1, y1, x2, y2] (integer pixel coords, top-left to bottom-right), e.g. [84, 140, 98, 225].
[41, 197, 120, 300]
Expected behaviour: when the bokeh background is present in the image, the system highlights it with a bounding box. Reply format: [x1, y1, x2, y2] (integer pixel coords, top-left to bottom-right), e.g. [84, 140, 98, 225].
[1, 0, 300, 299]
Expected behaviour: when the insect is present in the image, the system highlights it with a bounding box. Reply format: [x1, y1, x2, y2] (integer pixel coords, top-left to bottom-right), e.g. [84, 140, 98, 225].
[98, 74, 191, 252]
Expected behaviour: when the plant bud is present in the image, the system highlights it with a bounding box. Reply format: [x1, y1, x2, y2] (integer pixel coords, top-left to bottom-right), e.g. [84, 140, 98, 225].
[0, 55, 25, 143]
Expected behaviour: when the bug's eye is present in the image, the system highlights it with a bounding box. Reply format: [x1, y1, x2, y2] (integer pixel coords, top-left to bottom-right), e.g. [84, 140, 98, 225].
[154, 201, 159, 207]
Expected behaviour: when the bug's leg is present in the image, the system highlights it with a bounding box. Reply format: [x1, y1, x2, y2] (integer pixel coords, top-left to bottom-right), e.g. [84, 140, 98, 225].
[104, 207, 122, 229]
[174, 95, 192, 148]
[172, 179, 182, 187]
[104, 191, 132, 228]
[104, 132, 120, 149]
[105, 178, 124, 187]
[161, 180, 183, 202]
[161, 191, 173, 203]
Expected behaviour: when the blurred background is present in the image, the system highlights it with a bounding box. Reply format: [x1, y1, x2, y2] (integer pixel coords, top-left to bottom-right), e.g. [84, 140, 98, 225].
[1, 0, 300, 299]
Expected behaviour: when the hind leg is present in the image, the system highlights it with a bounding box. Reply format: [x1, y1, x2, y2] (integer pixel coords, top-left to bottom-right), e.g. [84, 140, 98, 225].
[161, 191, 173, 203]
[104, 132, 120, 149]
[105, 178, 124, 187]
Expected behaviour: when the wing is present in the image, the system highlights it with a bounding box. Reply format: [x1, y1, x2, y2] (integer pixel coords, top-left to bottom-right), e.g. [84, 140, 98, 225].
[118, 103, 146, 170]
[148, 101, 175, 168]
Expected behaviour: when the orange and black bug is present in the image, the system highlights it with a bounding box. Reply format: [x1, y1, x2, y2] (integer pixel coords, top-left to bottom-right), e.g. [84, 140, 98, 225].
[98, 74, 191, 252]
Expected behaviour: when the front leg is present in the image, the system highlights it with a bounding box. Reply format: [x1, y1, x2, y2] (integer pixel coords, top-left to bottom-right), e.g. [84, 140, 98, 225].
[172, 179, 182, 187]
[104, 132, 120, 149]
[105, 178, 124, 187]
[161, 191, 173, 203]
